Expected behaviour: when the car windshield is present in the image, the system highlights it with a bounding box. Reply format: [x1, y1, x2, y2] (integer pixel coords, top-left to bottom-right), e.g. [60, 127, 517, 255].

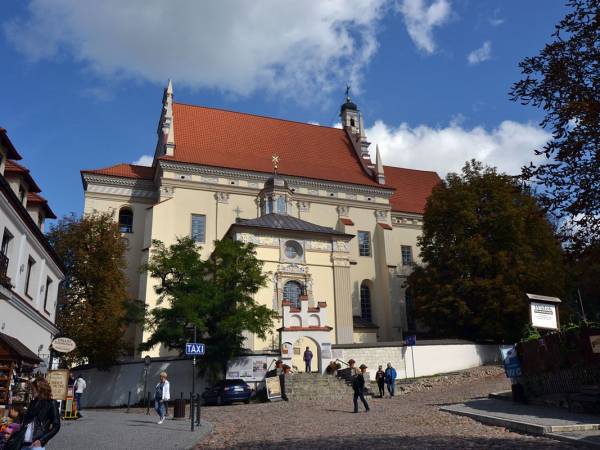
[224, 379, 247, 387]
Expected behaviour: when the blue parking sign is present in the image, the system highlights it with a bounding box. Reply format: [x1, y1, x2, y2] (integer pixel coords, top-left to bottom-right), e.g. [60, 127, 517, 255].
[185, 343, 205, 356]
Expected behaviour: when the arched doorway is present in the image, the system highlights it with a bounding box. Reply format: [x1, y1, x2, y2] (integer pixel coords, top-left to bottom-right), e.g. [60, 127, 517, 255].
[291, 336, 320, 373]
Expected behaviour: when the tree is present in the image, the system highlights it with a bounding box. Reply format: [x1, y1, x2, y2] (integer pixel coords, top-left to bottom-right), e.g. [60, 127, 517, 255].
[407, 161, 566, 342]
[47, 212, 132, 369]
[510, 0, 600, 249]
[140, 237, 278, 378]
[566, 242, 600, 323]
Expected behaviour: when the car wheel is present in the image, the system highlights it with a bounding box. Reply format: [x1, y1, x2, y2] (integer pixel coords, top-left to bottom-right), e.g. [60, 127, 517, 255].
[216, 395, 222, 406]
[244, 399, 250, 404]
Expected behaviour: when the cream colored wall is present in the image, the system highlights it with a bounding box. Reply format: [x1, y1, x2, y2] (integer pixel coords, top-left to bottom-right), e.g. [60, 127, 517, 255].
[83, 170, 426, 356]
[352, 331, 378, 344]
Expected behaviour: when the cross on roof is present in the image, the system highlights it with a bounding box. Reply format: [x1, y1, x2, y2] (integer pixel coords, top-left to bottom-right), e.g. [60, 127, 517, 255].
[272, 154, 280, 174]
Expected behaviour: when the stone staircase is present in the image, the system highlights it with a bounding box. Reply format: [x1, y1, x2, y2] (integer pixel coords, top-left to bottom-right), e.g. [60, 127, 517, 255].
[286, 373, 355, 401]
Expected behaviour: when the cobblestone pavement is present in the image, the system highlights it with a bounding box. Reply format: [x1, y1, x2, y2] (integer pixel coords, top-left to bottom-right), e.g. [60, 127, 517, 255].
[196, 366, 592, 449]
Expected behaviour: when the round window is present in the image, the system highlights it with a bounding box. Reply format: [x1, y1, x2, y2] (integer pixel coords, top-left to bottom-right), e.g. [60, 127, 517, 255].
[284, 240, 303, 259]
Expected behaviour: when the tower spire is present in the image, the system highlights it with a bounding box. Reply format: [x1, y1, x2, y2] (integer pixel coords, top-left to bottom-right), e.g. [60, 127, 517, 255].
[375, 144, 385, 184]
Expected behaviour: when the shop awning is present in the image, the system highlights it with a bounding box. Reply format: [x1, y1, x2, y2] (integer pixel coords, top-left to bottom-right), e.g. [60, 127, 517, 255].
[0, 332, 42, 364]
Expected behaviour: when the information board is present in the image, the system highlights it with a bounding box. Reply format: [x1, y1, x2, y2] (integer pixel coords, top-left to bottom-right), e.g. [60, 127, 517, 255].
[530, 302, 558, 330]
[47, 369, 69, 401]
[265, 376, 282, 400]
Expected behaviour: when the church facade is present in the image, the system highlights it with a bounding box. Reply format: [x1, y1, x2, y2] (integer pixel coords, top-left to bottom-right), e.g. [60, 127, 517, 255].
[81, 82, 440, 371]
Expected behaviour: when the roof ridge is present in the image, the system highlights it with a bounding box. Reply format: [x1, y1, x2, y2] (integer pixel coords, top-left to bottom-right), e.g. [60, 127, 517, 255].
[173, 102, 343, 132]
[383, 164, 440, 176]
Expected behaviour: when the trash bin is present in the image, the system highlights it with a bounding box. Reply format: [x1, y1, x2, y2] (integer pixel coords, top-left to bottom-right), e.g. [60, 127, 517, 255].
[173, 398, 186, 419]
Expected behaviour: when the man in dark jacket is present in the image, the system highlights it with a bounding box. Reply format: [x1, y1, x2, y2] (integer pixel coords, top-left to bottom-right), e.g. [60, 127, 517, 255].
[303, 347, 313, 373]
[352, 364, 370, 413]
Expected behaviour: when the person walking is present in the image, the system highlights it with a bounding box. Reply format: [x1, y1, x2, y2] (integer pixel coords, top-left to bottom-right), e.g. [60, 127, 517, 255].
[73, 375, 86, 418]
[9, 378, 60, 450]
[275, 360, 288, 401]
[385, 362, 397, 397]
[303, 347, 313, 373]
[154, 371, 170, 424]
[352, 364, 370, 413]
[375, 365, 386, 398]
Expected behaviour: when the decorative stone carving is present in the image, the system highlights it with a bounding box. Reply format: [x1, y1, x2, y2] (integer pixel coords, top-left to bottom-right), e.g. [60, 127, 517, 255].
[201, 176, 219, 184]
[297, 201, 310, 212]
[215, 192, 230, 203]
[333, 240, 349, 253]
[336, 205, 350, 217]
[277, 263, 308, 274]
[308, 189, 319, 196]
[306, 240, 331, 251]
[237, 233, 257, 244]
[375, 209, 389, 221]
[160, 185, 175, 198]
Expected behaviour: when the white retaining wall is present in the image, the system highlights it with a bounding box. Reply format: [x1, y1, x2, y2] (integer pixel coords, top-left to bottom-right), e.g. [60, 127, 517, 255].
[333, 341, 501, 380]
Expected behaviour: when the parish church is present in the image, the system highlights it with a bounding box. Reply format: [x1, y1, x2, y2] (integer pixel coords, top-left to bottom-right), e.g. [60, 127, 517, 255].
[81, 81, 440, 372]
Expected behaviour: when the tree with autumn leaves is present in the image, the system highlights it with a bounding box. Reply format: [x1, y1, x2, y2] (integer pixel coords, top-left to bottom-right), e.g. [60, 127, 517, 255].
[47, 212, 137, 369]
[408, 161, 566, 342]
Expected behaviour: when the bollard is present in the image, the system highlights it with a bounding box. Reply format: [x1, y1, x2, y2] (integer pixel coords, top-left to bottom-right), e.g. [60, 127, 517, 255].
[196, 394, 201, 426]
[127, 391, 131, 413]
[189, 392, 193, 419]
[146, 391, 151, 415]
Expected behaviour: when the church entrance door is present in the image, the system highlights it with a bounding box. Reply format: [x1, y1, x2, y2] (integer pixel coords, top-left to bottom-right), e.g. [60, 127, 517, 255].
[292, 336, 319, 373]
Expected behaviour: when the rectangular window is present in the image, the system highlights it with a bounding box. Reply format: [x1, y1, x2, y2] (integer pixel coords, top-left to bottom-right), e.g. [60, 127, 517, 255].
[405, 290, 415, 331]
[191, 214, 206, 243]
[18, 185, 26, 203]
[358, 231, 371, 257]
[25, 256, 35, 298]
[43, 277, 52, 312]
[1, 229, 13, 255]
[401, 245, 413, 266]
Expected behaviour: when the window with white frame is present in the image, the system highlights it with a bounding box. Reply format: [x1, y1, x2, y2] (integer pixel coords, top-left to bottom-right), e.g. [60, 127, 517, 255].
[191, 214, 206, 243]
[358, 231, 371, 256]
[401, 245, 413, 266]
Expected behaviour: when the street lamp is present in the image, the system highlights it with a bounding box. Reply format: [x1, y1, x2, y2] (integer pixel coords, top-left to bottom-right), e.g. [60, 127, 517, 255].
[143, 355, 151, 414]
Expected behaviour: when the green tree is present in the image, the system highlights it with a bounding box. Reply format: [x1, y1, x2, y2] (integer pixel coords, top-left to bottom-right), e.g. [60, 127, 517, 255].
[510, 0, 600, 248]
[407, 161, 565, 342]
[47, 212, 132, 369]
[566, 242, 600, 323]
[140, 237, 278, 377]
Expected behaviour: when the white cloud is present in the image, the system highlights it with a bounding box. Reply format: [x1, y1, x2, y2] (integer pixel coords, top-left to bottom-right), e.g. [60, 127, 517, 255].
[467, 41, 492, 65]
[490, 18, 504, 26]
[133, 155, 154, 167]
[397, 0, 451, 54]
[367, 119, 550, 177]
[5, 0, 387, 101]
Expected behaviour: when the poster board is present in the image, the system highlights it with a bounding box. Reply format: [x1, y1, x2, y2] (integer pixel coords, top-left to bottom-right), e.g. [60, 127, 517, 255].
[226, 355, 269, 382]
[265, 376, 281, 400]
[321, 343, 332, 359]
[590, 336, 600, 354]
[530, 302, 559, 330]
[47, 369, 69, 401]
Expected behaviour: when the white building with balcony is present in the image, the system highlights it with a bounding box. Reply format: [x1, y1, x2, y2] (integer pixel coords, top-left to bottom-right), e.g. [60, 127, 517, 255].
[0, 128, 64, 358]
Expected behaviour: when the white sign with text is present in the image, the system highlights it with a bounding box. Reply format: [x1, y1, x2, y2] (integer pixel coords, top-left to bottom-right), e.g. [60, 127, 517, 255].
[530, 302, 558, 330]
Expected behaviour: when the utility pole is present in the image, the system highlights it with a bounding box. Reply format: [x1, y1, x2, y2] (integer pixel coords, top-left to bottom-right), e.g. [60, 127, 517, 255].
[578, 289, 587, 322]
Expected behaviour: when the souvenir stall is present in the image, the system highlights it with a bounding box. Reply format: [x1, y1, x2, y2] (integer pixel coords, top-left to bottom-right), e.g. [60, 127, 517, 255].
[0, 332, 42, 417]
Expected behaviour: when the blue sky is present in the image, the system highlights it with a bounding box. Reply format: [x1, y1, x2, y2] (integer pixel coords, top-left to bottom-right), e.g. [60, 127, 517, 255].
[1, 0, 567, 223]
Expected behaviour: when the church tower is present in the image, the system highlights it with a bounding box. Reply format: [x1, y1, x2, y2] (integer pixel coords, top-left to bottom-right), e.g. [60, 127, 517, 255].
[340, 88, 371, 164]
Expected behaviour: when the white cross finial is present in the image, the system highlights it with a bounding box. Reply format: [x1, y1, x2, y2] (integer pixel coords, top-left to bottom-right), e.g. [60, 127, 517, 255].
[272, 154, 280, 174]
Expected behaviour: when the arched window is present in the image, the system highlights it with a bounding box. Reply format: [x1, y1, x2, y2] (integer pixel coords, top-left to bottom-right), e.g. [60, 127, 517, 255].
[276, 196, 287, 214]
[284, 240, 303, 260]
[360, 282, 372, 321]
[283, 280, 304, 308]
[119, 207, 133, 233]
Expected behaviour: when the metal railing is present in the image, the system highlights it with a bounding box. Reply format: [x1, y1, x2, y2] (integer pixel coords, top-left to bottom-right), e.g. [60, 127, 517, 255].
[0, 253, 11, 289]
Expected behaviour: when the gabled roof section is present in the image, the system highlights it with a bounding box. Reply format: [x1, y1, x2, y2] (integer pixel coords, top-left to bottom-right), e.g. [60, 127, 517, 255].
[4, 160, 41, 193]
[161, 103, 391, 189]
[81, 163, 155, 180]
[0, 332, 42, 364]
[383, 165, 441, 214]
[0, 128, 22, 160]
[27, 192, 57, 219]
[232, 213, 351, 237]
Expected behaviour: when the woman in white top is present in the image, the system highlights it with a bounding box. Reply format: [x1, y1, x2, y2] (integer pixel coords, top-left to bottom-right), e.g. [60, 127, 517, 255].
[154, 371, 170, 424]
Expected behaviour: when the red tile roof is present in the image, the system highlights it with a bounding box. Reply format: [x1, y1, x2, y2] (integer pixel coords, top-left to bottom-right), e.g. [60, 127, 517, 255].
[377, 222, 393, 230]
[159, 103, 390, 189]
[81, 163, 155, 180]
[0, 128, 22, 160]
[27, 192, 56, 219]
[340, 217, 355, 226]
[4, 160, 41, 193]
[384, 165, 441, 214]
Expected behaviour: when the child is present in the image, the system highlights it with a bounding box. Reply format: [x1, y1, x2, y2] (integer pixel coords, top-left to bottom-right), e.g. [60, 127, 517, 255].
[0, 407, 23, 450]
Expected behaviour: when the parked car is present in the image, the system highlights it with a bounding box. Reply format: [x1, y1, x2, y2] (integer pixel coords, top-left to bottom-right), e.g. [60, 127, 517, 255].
[202, 379, 253, 405]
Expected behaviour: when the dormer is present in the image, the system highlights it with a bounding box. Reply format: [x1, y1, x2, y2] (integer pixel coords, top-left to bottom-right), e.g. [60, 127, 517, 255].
[259, 175, 293, 216]
[3, 160, 41, 207]
[26, 193, 56, 231]
[0, 128, 23, 177]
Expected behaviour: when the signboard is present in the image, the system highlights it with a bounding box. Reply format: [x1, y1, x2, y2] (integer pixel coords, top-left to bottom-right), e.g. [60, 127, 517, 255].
[405, 335, 417, 346]
[321, 343, 332, 359]
[51, 337, 76, 353]
[500, 345, 522, 378]
[47, 369, 69, 401]
[227, 356, 268, 382]
[185, 343, 205, 356]
[590, 335, 600, 354]
[530, 302, 558, 330]
[265, 376, 282, 400]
